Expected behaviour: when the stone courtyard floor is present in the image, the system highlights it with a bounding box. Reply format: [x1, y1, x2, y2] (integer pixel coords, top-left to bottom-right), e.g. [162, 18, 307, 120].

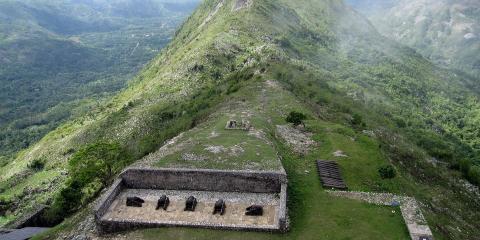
[102, 189, 280, 229]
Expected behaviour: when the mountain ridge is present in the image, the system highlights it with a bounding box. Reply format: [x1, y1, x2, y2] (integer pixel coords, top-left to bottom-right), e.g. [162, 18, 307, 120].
[1, 0, 479, 239]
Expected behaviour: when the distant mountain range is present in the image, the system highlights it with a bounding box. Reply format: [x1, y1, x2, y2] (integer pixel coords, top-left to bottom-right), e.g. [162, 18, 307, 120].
[346, 0, 480, 78]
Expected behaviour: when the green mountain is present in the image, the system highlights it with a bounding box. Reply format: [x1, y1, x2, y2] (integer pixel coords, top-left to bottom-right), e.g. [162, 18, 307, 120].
[346, 0, 480, 79]
[1, 0, 480, 239]
[0, 0, 199, 159]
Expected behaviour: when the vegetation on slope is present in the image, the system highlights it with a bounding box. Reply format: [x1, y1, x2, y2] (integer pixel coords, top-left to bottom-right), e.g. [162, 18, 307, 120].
[0, 0, 199, 158]
[2, 0, 480, 239]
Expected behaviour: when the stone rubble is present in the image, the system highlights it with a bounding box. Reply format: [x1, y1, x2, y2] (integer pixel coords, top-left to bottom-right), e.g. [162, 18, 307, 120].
[276, 125, 316, 155]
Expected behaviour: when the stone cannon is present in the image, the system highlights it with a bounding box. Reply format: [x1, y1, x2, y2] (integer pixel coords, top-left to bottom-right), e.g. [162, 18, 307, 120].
[184, 196, 198, 212]
[156, 195, 170, 211]
[213, 199, 226, 215]
[245, 205, 263, 216]
[126, 197, 144, 207]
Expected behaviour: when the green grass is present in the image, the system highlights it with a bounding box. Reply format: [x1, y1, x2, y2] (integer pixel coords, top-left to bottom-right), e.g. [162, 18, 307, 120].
[135, 137, 410, 240]
[306, 121, 410, 193]
[131, 80, 411, 240]
[156, 113, 282, 171]
[0, 170, 61, 200]
[7, 0, 480, 239]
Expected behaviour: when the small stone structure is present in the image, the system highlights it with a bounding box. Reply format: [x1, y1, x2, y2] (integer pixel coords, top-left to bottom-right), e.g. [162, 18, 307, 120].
[95, 167, 288, 233]
[327, 191, 434, 240]
[225, 119, 251, 130]
[316, 160, 347, 190]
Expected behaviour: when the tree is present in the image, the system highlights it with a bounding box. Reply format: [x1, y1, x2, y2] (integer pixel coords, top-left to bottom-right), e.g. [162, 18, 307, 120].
[286, 111, 307, 126]
[68, 141, 130, 187]
[28, 158, 45, 171]
[467, 166, 480, 186]
[351, 113, 364, 127]
[43, 141, 132, 225]
[378, 165, 396, 179]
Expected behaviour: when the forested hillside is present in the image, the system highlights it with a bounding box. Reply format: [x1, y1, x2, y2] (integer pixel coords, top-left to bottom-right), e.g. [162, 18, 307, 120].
[0, 0, 199, 160]
[1, 0, 479, 239]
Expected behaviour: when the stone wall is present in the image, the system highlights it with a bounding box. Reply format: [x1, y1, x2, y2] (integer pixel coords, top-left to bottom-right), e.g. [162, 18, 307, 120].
[94, 179, 124, 222]
[121, 167, 287, 193]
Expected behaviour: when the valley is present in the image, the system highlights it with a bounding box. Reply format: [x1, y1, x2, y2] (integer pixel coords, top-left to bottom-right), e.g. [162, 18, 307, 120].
[0, 0, 199, 159]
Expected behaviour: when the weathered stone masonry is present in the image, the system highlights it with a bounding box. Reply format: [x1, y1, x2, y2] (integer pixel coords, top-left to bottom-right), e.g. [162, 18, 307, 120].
[94, 167, 288, 233]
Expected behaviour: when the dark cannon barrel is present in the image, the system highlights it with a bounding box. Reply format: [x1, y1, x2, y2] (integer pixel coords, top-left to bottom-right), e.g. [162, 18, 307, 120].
[126, 197, 145, 207]
[156, 195, 170, 210]
[213, 199, 226, 215]
[184, 196, 198, 211]
[245, 205, 263, 216]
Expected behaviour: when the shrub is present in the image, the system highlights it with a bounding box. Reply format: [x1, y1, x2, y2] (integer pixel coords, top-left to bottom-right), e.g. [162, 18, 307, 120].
[28, 158, 45, 171]
[351, 113, 365, 127]
[378, 165, 396, 179]
[467, 166, 480, 186]
[0, 196, 13, 216]
[43, 141, 132, 224]
[68, 141, 131, 187]
[286, 111, 307, 126]
[394, 117, 407, 128]
[42, 179, 83, 225]
[458, 158, 472, 175]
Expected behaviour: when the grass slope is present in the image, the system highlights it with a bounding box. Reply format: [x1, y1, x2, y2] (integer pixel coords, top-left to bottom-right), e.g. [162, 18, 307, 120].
[35, 80, 411, 240]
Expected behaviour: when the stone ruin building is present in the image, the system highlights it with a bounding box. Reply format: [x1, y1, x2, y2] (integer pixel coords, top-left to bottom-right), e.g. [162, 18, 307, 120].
[95, 168, 288, 233]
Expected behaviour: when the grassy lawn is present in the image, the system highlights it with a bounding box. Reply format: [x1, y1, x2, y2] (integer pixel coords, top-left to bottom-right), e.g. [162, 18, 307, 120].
[32, 81, 412, 240]
[135, 142, 410, 240]
[133, 81, 411, 239]
[156, 114, 282, 171]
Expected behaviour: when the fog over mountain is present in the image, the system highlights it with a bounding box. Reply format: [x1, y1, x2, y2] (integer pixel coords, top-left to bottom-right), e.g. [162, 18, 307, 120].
[346, 0, 480, 78]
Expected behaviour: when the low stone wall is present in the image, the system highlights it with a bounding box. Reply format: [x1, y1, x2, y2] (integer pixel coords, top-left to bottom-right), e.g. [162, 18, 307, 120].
[95, 168, 288, 233]
[278, 184, 288, 230]
[94, 179, 124, 222]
